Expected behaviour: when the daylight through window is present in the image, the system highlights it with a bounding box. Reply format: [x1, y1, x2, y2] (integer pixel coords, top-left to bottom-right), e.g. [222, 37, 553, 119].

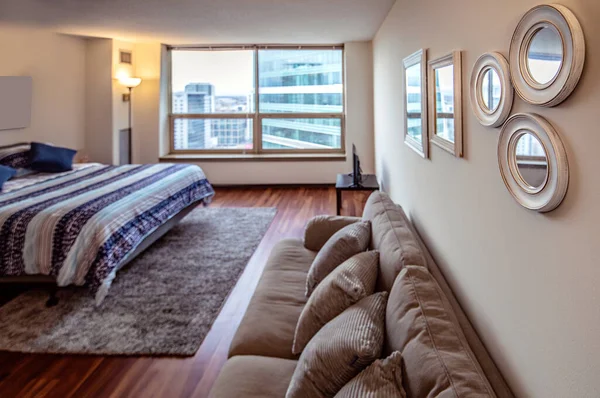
[169, 46, 345, 154]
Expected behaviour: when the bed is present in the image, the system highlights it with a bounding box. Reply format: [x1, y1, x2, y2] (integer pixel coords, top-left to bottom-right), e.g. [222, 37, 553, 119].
[0, 148, 215, 305]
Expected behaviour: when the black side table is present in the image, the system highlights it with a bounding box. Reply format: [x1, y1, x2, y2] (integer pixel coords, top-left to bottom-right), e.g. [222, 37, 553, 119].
[335, 174, 380, 216]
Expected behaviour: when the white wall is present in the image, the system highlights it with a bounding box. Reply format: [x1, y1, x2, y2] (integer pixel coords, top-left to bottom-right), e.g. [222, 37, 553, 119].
[0, 25, 85, 150]
[0, 31, 374, 184]
[132, 43, 162, 164]
[345, 41, 375, 181]
[84, 38, 140, 165]
[136, 41, 375, 184]
[85, 38, 113, 164]
[111, 40, 135, 165]
[373, 1, 600, 397]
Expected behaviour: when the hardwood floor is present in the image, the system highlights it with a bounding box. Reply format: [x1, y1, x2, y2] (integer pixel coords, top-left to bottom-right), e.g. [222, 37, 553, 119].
[0, 187, 370, 398]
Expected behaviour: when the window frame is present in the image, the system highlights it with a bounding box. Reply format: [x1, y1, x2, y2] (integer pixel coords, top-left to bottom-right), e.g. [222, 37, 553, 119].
[167, 44, 346, 155]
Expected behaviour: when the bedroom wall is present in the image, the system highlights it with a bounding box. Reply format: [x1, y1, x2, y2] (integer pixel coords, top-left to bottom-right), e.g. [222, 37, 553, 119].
[133, 41, 375, 184]
[132, 42, 163, 164]
[0, 25, 86, 150]
[85, 38, 113, 164]
[373, 0, 600, 397]
[84, 38, 139, 165]
[112, 40, 136, 165]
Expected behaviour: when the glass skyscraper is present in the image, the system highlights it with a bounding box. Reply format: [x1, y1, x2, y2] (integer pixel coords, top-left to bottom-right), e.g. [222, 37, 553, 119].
[259, 49, 343, 149]
[173, 84, 252, 150]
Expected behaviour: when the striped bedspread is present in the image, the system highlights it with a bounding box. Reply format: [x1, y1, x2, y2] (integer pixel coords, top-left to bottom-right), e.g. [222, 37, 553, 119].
[0, 163, 214, 304]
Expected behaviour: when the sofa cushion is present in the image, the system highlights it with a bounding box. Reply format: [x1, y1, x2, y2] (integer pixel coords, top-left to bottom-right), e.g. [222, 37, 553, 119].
[209, 355, 297, 398]
[362, 191, 427, 292]
[335, 351, 406, 398]
[228, 239, 316, 359]
[306, 220, 371, 297]
[303, 215, 361, 251]
[386, 266, 495, 397]
[292, 251, 379, 354]
[286, 292, 388, 398]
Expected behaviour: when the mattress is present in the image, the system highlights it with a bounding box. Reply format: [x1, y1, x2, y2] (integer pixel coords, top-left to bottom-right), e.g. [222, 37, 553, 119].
[0, 163, 214, 304]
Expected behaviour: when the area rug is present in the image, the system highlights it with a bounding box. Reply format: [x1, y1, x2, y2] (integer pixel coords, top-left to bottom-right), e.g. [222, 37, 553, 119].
[0, 207, 277, 356]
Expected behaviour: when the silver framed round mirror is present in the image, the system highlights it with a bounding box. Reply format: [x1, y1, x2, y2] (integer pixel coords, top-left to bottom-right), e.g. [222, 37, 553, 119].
[509, 4, 585, 107]
[498, 113, 568, 212]
[470, 52, 513, 127]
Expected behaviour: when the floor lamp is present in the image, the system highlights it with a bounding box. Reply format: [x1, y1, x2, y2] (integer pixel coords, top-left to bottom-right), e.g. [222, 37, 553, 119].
[118, 76, 142, 164]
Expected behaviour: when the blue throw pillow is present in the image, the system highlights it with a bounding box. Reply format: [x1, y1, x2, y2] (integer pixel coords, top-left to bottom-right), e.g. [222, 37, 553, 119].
[29, 142, 76, 173]
[0, 165, 17, 190]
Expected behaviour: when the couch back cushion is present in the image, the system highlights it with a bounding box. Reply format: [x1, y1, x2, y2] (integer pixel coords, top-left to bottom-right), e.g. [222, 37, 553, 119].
[362, 191, 426, 292]
[305, 220, 371, 297]
[335, 351, 406, 397]
[293, 251, 379, 354]
[286, 292, 388, 398]
[386, 266, 495, 397]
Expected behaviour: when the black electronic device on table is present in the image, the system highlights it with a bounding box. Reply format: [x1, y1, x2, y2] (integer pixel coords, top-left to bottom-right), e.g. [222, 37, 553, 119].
[336, 145, 379, 215]
[351, 143, 362, 187]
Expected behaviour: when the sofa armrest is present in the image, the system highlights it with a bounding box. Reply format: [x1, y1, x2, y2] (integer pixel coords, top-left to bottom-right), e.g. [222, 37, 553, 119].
[303, 215, 362, 251]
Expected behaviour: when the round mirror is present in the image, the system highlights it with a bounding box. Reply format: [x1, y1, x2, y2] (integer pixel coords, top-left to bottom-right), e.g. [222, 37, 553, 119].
[481, 67, 502, 112]
[499, 113, 569, 212]
[526, 25, 563, 85]
[514, 132, 548, 190]
[470, 52, 513, 127]
[510, 5, 585, 106]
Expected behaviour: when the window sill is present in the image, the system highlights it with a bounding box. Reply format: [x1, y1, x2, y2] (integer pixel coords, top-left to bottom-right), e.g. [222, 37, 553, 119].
[159, 153, 347, 162]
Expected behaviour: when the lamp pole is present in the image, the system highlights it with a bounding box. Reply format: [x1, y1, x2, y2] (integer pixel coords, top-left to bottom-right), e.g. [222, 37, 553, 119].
[128, 86, 132, 164]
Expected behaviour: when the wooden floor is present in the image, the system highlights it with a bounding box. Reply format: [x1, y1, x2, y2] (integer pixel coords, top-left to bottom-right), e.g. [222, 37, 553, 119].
[0, 187, 370, 398]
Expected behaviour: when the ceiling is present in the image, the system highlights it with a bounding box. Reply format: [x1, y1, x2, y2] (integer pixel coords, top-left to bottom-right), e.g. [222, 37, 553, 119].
[0, 0, 396, 44]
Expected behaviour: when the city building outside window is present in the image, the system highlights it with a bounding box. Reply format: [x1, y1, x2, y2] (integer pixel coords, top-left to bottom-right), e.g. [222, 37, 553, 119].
[169, 45, 345, 154]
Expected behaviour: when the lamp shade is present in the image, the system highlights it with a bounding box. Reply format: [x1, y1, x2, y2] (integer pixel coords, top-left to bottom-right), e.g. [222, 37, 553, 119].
[118, 76, 142, 88]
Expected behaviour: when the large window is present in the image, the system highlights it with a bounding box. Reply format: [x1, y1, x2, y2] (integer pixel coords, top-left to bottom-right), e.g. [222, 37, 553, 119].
[169, 46, 345, 154]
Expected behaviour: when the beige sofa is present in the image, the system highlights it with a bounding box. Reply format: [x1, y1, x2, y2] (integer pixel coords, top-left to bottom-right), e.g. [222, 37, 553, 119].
[210, 192, 514, 397]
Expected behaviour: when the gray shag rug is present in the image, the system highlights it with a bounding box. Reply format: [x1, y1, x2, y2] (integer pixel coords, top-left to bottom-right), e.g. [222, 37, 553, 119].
[0, 207, 276, 356]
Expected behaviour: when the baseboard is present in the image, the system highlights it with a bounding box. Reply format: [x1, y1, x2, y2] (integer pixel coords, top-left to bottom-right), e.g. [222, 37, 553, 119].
[213, 183, 335, 189]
